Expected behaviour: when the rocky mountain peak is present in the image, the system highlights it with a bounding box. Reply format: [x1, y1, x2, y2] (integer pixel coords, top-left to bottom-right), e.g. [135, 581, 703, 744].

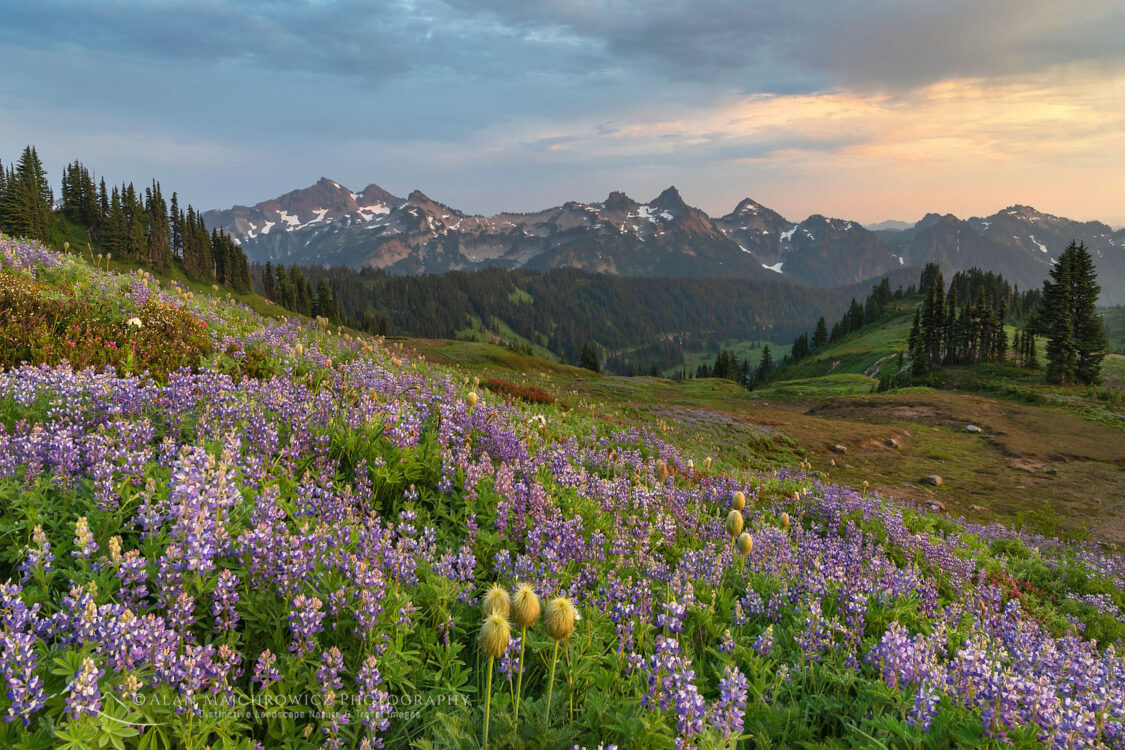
[650, 186, 686, 212]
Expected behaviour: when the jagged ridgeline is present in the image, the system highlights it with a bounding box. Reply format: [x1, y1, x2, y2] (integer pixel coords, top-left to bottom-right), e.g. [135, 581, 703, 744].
[0, 147, 251, 291]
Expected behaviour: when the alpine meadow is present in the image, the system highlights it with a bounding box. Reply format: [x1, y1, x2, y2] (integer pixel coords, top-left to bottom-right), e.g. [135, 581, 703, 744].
[2, 2, 1125, 749]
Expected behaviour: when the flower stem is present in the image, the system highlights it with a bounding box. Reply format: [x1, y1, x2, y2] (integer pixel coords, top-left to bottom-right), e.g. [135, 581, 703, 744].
[483, 655, 494, 749]
[515, 626, 527, 720]
[545, 640, 559, 726]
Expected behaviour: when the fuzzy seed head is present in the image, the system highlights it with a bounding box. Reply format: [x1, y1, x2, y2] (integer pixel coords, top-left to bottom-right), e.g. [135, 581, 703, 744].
[705, 457, 712, 469]
[478, 613, 511, 659]
[655, 460, 669, 483]
[780, 512, 790, 530]
[732, 491, 746, 510]
[482, 583, 511, 619]
[512, 584, 541, 628]
[725, 509, 744, 538]
[543, 596, 577, 641]
[466, 392, 479, 408]
[737, 532, 753, 556]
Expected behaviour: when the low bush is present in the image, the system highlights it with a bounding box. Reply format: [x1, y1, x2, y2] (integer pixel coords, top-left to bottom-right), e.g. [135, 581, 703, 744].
[483, 377, 556, 405]
[0, 273, 211, 377]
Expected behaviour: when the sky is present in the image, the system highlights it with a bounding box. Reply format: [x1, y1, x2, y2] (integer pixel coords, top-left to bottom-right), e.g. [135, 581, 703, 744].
[1, 0, 1123, 225]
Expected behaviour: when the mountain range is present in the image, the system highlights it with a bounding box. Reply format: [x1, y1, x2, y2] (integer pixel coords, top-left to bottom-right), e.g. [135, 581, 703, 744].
[203, 179, 1125, 303]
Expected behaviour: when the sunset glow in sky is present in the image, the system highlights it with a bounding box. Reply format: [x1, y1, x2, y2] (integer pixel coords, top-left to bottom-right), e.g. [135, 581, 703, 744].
[2, 1, 1122, 224]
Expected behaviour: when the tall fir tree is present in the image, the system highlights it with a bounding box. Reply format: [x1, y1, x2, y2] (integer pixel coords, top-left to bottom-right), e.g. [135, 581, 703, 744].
[1041, 246, 1078, 385]
[0, 146, 52, 241]
[812, 317, 828, 349]
[1064, 242, 1107, 384]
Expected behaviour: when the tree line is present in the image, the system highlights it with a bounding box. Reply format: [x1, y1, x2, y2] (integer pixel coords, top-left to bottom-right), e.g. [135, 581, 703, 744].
[250, 262, 906, 374]
[0, 146, 251, 291]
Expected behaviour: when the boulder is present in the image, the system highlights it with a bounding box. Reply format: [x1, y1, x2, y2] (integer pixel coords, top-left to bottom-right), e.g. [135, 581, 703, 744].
[923, 499, 946, 513]
[970, 504, 987, 512]
[885, 438, 899, 448]
[832, 444, 847, 454]
[965, 425, 981, 433]
[922, 475, 942, 486]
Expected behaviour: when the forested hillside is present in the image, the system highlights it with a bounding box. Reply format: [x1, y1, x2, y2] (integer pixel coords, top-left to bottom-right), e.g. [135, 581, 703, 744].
[252, 261, 921, 373]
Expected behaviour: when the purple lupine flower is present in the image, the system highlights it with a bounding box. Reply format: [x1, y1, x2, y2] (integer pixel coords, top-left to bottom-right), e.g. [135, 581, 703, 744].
[0, 632, 47, 725]
[656, 599, 687, 634]
[499, 634, 522, 681]
[253, 649, 281, 689]
[116, 549, 148, 605]
[753, 625, 774, 657]
[211, 569, 240, 633]
[909, 682, 941, 731]
[319, 647, 350, 746]
[318, 647, 345, 691]
[65, 657, 104, 718]
[18, 525, 53, 584]
[288, 594, 324, 656]
[711, 665, 749, 738]
[71, 516, 98, 560]
[357, 655, 393, 740]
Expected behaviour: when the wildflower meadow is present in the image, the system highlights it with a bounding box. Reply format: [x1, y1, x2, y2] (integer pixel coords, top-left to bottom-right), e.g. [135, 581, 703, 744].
[0, 235, 1123, 748]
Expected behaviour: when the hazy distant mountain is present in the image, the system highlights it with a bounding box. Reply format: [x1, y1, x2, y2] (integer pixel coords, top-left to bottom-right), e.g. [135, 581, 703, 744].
[864, 220, 914, 232]
[204, 182, 1125, 302]
[879, 205, 1125, 301]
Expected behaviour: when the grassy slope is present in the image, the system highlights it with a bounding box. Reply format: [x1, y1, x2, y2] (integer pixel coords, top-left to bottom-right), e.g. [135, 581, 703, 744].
[1104, 305, 1125, 354]
[413, 316, 1125, 543]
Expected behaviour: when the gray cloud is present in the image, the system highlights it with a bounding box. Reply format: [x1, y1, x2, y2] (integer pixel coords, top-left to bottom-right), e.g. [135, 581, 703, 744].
[2, 0, 1123, 222]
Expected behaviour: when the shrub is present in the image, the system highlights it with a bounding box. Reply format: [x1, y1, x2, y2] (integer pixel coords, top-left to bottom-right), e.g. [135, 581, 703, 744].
[0, 274, 210, 378]
[482, 377, 555, 405]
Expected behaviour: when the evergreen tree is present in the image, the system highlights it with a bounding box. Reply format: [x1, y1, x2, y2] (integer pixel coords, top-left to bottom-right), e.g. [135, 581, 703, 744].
[169, 193, 182, 259]
[0, 146, 52, 241]
[104, 188, 127, 256]
[145, 181, 171, 268]
[790, 333, 810, 362]
[262, 262, 276, 301]
[1069, 243, 1108, 384]
[754, 345, 773, 385]
[908, 308, 927, 377]
[579, 343, 601, 373]
[1042, 247, 1078, 385]
[812, 317, 828, 349]
[0, 157, 6, 228]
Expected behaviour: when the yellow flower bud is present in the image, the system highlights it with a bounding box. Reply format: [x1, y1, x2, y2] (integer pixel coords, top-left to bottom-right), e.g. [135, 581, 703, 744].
[482, 583, 511, 619]
[543, 596, 577, 641]
[724, 509, 744, 538]
[512, 584, 541, 629]
[737, 532, 753, 556]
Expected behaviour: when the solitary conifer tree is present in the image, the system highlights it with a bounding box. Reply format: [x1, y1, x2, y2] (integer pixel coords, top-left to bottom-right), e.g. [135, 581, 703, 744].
[1041, 242, 1106, 385]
